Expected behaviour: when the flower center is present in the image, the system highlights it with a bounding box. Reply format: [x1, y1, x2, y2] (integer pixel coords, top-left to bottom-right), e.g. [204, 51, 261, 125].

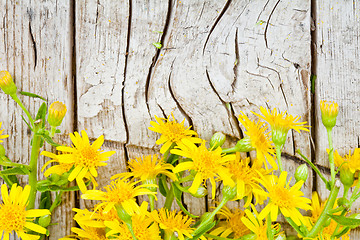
[76, 146, 100, 168]
[105, 180, 134, 204]
[269, 186, 294, 208]
[0, 203, 26, 232]
[162, 123, 187, 142]
[228, 211, 251, 238]
[192, 147, 220, 178]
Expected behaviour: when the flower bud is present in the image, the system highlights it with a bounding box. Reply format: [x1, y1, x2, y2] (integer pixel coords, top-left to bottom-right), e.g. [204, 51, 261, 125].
[320, 100, 338, 129]
[0, 71, 17, 95]
[48, 101, 67, 127]
[234, 137, 254, 152]
[0, 145, 5, 157]
[190, 186, 207, 198]
[340, 167, 355, 188]
[222, 185, 237, 200]
[210, 132, 226, 149]
[295, 164, 308, 183]
[38, 214, 51, 228]
[271, 128, 288, 147]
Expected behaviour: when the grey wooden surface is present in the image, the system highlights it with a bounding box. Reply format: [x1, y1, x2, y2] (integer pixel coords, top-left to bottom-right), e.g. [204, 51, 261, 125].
[0, 0, 358, 238]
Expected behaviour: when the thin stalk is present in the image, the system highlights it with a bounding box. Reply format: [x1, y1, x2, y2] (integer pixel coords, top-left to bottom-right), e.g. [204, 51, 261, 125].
[149, 195, 155, 212]
[307, 181, 340, 238]
[50, 126, 57, 138]
[11, 94, 34, 127]
[49, 191, 64, 213]
[221, 147, 237, 154]
[297, 150, 328, 185]
[27, 124, 42, 210]
[164, 184, 174, 210]
[267, 214, 274, 240]
[285, 216, 307, 237]
[332, 209, 347, 239]
[327, 128, 335, 187]
[275, 145, 283, 172]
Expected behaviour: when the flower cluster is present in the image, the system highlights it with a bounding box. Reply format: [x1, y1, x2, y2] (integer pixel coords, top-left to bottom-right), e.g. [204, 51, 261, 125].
[0, 71, 358, 240]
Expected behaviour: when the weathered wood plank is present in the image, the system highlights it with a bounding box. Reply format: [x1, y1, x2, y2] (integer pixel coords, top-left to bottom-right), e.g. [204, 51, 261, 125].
[314, 0, 360, 236]
[0, 0, 74, 239]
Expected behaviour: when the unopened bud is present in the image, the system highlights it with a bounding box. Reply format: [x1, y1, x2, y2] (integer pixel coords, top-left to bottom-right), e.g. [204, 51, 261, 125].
[190, 186, 207, 198]
[340, 167, 355, 188]
[210, 132, 226, 149]
[234, 137, 254, 152]
[271, 128, 288, 147]
[0, 71, 17, 95]
[320, 100, 338, 129]
[48, 101, 67, 127]
[295, 164, 308, 183]
[38, 214, 51, 228]
[222, 185, 237, 200]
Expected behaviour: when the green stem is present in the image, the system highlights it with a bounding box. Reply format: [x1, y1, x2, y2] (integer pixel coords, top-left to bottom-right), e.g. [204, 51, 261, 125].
[49, 191, 63, 213]
[149, 195, 155, 212]
[332, 209, 347, 239]
[275, 144, 283, 172]
[296, 150, 328, 185]
[164, 184, 174, 210]
[116, 205, 138, 240]
[221, 146, 237, 154]
[11, 93, 34, 127]
[178, 174, 194, 183]
[307, 181, 340, 238]
[27, 125, 42, 210]
[267, 214, 274, 240]
[50, 126, 56, 138]
[327, 128, 335, 188]
[285, 216, 308, 237]
[192, 196, 229, 237]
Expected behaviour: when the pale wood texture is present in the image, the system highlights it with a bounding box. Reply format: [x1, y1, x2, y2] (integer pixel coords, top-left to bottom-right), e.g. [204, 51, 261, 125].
[0, 0, 75, 239]
[0, 0, 359, 238]
[314, 0, 360, 237]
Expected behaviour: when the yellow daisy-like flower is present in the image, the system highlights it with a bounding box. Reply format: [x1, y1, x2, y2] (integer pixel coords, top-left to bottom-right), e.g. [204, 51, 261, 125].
[81, 178, 157, 216]
[111, 154, 177, 182]
[334, 149, 360, 173]
[171, 140, 235, 197]
[105, 202, 161, 240]
[227, 153, 272, 207]
[256, 171, 312, 225]
[0, 183, 51, 240]
[210, 206, 251, 238]
[238, 113, 277, 169]
[241, 205, 281, 240]
[149, 113, 201, 154]
[305, 192, 350, 240]
[60, 224, 109, 240]
[253, 106, 309, 147]
[150, 208, 195, 240]
[41, 152, 74, 177]
[0, 122, 9, 143]
[41, 130, 116, 193]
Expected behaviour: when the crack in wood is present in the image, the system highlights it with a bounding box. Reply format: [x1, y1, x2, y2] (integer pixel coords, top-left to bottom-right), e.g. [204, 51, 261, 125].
[145, 0, 173, 115]
[232, 28, 239, 91]
[28, 17, 37, 70]
[203, 0, 232, 54]
[264, 0, 281, 49]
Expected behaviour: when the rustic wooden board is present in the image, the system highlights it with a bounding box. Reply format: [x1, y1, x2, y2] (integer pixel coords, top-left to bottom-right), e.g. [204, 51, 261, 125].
[314, 0, 360, 237]
[0, 0, 75, 239]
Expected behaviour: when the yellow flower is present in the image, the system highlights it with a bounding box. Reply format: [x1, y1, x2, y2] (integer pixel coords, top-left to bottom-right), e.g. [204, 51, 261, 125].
[238, 113, 277, 169]
[256, 171, 312, 225]
[171, 140, 235, 197]
[41, 130, 115, 193]
[334, 149, 360, 173]
[0, 183, 51, 240]
[305, 192, 350, 240]
[0, 71, 17, 95]
[105, 202, 161, 240]
[60, 224, 109, 240]
[241, 205, 281, 240]
[149, 114, 201, 154]
[81, 178, 157, 216]
[111, 154, 177, 182]
[210, 206, 251, 238]
[48, 101, 67, 127]
[0, 122, 9, 143]
[150, 208, 195, 240]
[320, 100, 339, 129]
[227, 153, 272, 207]
[254, 106, 309, 146]
[41, 152, 73, 177]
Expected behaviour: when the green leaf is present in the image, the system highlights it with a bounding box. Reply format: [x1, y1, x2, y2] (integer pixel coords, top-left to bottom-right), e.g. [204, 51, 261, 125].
[152, 42, 162, 49]
[158, 176, 168, 197]
[21, 115, 32, 130]
[334, 226, 350, 238]
[192, 221, 216, 240]
[2, 166, 19, 185]
[39, 191, 52, 209]
[20, 91, 46, 101]
[172, 183, 199, 218]
[36, 132, 61, 147]
[310, 74, 316, 94]
[327, 214, 360, 228]
[0, 166, 30, 175]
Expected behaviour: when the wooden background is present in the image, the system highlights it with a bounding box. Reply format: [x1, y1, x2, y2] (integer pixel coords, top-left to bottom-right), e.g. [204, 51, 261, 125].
[0, 0, 359, 238]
